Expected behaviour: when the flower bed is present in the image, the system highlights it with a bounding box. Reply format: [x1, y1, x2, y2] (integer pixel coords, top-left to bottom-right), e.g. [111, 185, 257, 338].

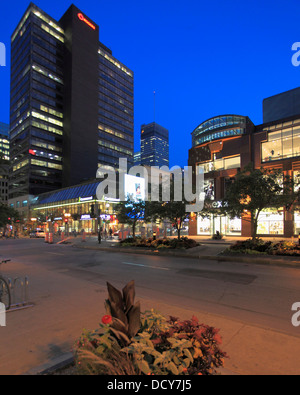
[74, 281, 228, 375]
[226, 238, 300, 256]
[119, 237, 200, 250]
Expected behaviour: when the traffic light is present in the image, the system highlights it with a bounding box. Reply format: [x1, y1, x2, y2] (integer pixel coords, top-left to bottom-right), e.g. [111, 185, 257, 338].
[90, 204, 95, 218]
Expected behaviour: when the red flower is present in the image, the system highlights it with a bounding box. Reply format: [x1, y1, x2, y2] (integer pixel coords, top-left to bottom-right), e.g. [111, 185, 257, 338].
[102, 315, 113, 325]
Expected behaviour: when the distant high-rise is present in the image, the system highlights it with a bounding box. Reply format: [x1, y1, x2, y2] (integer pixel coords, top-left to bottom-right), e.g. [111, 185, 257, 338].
[140, 122, 169, 167]
[9, 3, 134, 199]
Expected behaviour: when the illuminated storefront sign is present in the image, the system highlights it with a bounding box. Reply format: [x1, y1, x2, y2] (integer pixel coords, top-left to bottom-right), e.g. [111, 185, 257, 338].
[78, 13, 96, 30]
[81, 214, 91, 220]
[79, 196, 93, 202]
[100, 214, 111, 221]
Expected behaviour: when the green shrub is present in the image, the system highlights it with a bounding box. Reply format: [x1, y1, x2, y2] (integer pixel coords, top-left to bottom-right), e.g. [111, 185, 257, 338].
[119, 236, 199, 250]
[227, 238, 300, 256]
[74, 283, 228, 375]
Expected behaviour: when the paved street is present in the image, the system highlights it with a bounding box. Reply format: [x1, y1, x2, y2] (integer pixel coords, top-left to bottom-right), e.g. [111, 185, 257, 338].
[0, 238, 300, 375]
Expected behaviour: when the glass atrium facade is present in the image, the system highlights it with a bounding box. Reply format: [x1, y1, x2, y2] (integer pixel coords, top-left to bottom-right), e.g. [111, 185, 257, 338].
[192, 115, 247, 147]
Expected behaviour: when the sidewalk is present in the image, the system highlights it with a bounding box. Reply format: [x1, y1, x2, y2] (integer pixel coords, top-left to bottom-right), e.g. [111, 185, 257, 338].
[25, 294, 300, 376]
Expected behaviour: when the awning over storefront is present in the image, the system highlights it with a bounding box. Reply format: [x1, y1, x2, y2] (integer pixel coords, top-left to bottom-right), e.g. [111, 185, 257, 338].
[37, 182, 100, 205]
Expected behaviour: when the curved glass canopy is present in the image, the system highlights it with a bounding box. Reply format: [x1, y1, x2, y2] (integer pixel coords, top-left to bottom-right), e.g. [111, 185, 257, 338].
[192, 115, 247, 147]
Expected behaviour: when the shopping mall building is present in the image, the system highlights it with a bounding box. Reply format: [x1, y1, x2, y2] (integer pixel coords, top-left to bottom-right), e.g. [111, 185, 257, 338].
[188, 88, 300, 238]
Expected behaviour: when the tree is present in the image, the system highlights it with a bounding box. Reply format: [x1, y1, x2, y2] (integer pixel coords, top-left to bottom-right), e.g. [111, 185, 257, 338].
[0, 204, 20, 228]
[116, 198, 150, 240]
[147, 200, 189, 240]
[221, 164, 298, 240]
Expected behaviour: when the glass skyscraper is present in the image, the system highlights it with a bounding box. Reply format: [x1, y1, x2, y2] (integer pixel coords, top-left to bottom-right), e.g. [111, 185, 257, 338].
[9, 3, 134, 199]
[140, 122, 169, 167]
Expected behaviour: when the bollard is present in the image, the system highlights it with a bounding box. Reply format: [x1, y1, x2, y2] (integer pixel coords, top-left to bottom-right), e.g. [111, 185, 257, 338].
[49, 233, 53, 244]
[61, 232, 65, 242]
[45, 232, 49, 243]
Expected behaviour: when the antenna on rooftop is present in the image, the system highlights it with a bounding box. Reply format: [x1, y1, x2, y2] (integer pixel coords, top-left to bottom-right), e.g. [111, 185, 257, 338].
[153, 90, 156, 123]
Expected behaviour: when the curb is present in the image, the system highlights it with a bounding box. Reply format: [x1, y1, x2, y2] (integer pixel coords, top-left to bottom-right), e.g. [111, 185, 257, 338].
[24, 352, 238, 376]
[72, 244, 300, 269]
[24, 353, 74, 375]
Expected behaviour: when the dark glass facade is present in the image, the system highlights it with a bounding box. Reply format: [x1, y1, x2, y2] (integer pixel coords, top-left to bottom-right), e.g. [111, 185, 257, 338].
[9, 3, 134, 199]
[10, 4, 64, 198]
[98, 44, 134, 169]
[140, 122, 169, 167]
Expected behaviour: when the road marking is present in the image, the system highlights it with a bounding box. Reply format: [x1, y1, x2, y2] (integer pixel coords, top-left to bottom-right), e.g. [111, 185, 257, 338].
[122, 262, 170, 271]
[48, 252, 65, 256]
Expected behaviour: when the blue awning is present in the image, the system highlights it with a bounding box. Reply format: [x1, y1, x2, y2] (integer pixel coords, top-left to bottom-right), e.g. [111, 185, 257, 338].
[37, 182, 100, 205]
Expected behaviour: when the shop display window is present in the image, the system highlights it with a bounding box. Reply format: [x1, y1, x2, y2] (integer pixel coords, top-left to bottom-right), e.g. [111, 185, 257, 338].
[257, 210, 284, 235]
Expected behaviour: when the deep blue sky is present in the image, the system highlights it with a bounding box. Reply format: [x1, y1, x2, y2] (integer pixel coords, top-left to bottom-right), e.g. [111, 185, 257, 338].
[0, 0, 300, 167]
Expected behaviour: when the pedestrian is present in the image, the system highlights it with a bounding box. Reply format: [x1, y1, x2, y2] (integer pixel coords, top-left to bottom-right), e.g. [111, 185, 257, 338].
[109, 228, 113, 239]
[104, 228, 108, 240]
[98, 229, 102, 244]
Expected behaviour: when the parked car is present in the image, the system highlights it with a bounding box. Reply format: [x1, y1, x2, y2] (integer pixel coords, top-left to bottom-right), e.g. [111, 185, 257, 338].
[30, 230, 46, 238]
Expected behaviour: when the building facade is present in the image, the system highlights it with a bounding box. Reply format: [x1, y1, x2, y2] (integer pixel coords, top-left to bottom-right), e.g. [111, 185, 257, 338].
[188, 111, 300, 238]
[9, 3, 134, 200]
[140, 122, 169, 167]
[0, 122, 10, 203]
[134, 151, 141, 166]
[263, 87, 300, 124]
[0, 122, 9, 161]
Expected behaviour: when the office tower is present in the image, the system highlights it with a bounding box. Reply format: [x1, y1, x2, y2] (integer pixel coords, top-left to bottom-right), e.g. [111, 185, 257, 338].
[134, 151, 141, 166]
[9, 3, 134, 199]
[140, 122, 169, 167]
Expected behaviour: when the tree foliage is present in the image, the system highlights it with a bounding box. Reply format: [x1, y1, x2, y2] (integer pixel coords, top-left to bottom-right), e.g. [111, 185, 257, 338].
[115, 198, 150, 239]
[0, 204, 21, 228]
[220, 164, 299, 239]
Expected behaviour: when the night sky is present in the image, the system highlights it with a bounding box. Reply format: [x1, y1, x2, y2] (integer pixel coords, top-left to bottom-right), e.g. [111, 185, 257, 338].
[0, 0, 300, 168]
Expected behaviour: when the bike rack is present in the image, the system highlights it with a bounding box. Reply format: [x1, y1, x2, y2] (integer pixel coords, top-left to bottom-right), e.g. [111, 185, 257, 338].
[7, 276, 33, 311]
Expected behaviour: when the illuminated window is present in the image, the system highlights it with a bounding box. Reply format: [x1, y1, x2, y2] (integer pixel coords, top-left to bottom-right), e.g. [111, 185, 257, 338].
[31, 111, 63, 127]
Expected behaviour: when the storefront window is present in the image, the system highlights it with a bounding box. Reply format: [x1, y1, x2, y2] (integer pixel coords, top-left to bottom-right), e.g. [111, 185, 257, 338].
[224, 217, 242, 236]
[262, 126, 300, 162]
[197, 216, 212, 235]
[257, 210, 284, 235]
[197, 215, 241, 236]
[295, 211, 300, 234]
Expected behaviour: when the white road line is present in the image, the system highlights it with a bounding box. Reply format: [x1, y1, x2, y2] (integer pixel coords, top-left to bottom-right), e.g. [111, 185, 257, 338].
[122, 262, 170, 271]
